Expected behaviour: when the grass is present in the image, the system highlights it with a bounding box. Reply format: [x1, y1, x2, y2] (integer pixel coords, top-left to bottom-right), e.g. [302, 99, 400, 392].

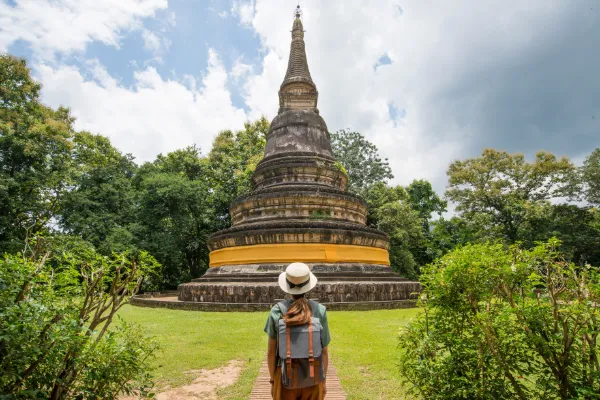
[117, 306, 268, 399]
[118, 305, 421, 399]
[328, 308, 422, 399]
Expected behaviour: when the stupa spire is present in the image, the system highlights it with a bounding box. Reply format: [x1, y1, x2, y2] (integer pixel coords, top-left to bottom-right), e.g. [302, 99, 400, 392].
[278, 5, 318, 113]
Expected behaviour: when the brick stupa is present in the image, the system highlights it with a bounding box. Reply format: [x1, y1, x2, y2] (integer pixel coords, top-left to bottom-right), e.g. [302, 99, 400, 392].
[176, 7, 420, 310]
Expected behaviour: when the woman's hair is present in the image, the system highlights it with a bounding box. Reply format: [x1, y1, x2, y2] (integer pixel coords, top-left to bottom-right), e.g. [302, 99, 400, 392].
[283, 294, 312, 326]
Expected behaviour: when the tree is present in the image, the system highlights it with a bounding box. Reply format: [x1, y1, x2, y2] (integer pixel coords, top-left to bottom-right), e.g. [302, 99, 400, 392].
[330, 129, 393, 194]
[361, 182, 424, 278]
[446, 149, 578, 243]
[428, 216, 481, 259]
[399, 239, 600, 399]
[59, 132, 138, 255]
[135, 146, 214, 287]
[405, 179, 447, 266]
[522, 204, 600, 266]
[582, 148, 600, 205]
[0, 55, 75, 254]
[376, 200, 425, 279]
[406, 179, 447, 225]
[208, 118, 269, 228]
[133, 119, 268, 287]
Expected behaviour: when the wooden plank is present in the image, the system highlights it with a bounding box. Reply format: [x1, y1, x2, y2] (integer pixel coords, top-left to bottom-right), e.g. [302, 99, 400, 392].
[250, 358, 346, 399]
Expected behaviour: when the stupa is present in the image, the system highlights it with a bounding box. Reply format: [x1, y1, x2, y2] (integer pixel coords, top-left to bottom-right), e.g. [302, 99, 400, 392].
[176, 6, 420, 310]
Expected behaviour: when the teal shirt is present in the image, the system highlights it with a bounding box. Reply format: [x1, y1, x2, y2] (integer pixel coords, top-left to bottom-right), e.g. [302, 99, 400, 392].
[264, 301, 331, 348]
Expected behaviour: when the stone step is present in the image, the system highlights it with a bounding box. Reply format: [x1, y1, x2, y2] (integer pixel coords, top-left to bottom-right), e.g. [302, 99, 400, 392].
[193, 275, 409, 283]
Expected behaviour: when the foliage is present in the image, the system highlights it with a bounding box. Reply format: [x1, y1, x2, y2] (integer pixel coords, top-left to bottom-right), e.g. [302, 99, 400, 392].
[0, 237, 159, 399]
[583, 148, 600, 206]
[207, 118, 269, 227]
[330, 129, 393, 194]
[428, 216, 481, 259]
[0, 55, 75, 254]
[361, 182, 424, 278]
[59, 132, 139, 255]
[406, 179, 447, 223]
[523, 204, 600, 267]
[405, 179, 448, 266]
[135, 146, 214, 287]
[133, 118, 268, 287]
[399, 239, 600, 399]
[446, 149, 578, 242]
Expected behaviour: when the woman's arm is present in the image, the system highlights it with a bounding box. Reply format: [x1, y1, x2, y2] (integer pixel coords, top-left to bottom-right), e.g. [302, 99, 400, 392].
[267, 337, 278, 382]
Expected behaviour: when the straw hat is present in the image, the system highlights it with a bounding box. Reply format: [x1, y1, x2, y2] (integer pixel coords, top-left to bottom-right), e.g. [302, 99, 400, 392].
[278, 262, 318, 295]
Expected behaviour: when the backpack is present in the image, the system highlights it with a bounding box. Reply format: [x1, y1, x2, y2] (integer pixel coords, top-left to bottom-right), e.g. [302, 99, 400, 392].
[277, 299, 326, 389]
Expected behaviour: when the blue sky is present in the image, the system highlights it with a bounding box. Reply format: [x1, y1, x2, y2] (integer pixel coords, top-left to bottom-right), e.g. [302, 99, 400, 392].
[1, 0, 599, 194]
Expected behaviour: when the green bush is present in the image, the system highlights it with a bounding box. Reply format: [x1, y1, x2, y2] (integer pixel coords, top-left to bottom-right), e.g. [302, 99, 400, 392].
[398, 239, 600, 399]
[0, 238, 160, 399]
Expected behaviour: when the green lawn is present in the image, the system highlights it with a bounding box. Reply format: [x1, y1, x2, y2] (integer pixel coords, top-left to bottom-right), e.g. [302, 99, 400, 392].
[328, 308, 421, 399]
[118, 305, 421, 399]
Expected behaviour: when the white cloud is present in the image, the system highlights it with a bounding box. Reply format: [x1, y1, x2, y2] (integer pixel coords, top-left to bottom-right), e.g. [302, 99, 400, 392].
[231, 57, 253, 81]
[166, 10, 177, 27]
[234, 0, 592, 194]
[0, 0, 167, 58]
[141, 28, 171, 60]
[36, 49, 248, 161]
[231, 0, 255, 26]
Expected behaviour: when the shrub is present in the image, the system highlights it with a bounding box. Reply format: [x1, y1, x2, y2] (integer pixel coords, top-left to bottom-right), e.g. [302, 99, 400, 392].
[398, 239, 600, 399]
[0, 237, 160, 399]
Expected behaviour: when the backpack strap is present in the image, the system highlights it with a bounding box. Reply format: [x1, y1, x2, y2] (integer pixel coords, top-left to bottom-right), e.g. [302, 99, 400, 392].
[308, 320, 315, 378]
[308, 300, 320, 319]
[285, 324, 292, 380]
[277, 300, 292, 317]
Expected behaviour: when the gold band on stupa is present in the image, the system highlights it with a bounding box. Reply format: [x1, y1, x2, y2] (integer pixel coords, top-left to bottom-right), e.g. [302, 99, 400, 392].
[209, 243, 390, 268]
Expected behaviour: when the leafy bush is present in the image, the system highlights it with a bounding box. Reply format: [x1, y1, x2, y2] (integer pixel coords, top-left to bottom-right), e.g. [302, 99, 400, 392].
[0, 237, 160, 399]
[398, 239, 600, 399]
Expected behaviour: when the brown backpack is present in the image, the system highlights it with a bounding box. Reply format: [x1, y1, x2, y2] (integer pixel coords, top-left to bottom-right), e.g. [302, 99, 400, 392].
[276, 300, 326, 388]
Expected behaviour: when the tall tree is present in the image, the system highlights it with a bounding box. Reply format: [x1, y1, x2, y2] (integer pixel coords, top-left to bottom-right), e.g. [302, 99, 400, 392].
[135, 146, 213, 287]
[582, 148, 600, 206]
[446, 149, 578, 243]
[405, 179, 447, 266]
[361, 182, 425, 278]
[208, 118, 269, 228]
[522, 203, 600, 266]
[330, 129, 393, 194]
[406, 179, 447, 225]
[0, 55, 75, 253]
[59, 132, 138, 254]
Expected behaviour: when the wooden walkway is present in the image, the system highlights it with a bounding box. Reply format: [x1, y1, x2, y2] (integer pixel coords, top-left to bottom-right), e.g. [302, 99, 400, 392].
[250, 359, 346, 399]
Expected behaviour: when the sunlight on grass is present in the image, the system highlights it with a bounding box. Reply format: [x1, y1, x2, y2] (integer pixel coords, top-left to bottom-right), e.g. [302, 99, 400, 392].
[117, 306, 268, 399]
[119, 305, 421, 399]
[329, 308, 422, 400]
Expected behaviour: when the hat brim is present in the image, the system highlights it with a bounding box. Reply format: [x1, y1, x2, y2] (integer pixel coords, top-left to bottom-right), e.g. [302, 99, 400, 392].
[278, 271, 318, 295]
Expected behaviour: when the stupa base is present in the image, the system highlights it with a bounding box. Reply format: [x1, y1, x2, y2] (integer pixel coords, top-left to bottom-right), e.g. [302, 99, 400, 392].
[131, 264, 421, 311]
[150, 263, 421, 310]
[130, 293, 418, 312]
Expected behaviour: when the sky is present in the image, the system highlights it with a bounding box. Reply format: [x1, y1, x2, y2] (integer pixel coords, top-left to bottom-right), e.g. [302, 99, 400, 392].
[1, 0, 599, 194]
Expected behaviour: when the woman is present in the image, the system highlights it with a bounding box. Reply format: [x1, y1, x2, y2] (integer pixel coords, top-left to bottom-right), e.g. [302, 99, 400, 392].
[264, 262, 330, 400]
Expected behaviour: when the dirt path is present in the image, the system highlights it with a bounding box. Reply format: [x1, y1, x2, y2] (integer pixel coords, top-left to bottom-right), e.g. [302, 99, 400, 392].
[123, 360, 243, 400]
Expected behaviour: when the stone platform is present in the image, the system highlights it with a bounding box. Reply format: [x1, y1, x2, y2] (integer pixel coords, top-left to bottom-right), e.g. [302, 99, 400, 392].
[130, 294, 418, 312]
[125, 263, 421, 311]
